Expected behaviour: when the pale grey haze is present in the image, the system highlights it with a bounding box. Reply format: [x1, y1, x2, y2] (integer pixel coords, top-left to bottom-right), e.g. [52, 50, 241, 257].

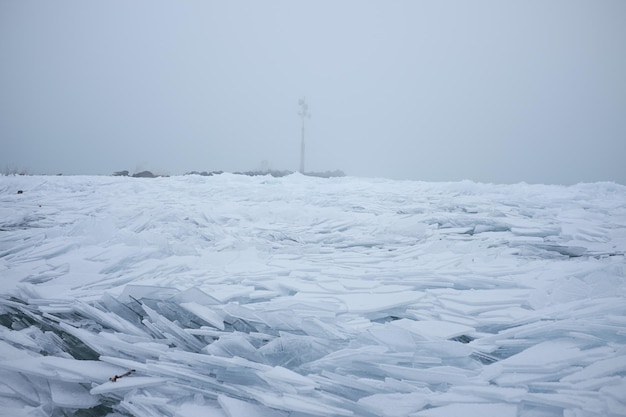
[1, 1, 625, 184]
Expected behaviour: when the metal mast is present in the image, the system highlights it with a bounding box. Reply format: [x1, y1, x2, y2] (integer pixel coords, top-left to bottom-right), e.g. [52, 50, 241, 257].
[298, 97, 310, 173]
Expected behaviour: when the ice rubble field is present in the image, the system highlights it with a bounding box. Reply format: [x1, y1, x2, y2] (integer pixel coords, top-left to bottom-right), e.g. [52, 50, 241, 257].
[0, 174, 625, 417]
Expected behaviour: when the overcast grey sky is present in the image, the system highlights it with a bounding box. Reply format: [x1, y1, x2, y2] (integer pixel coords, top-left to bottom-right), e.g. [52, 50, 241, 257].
[1, 1, 625, 184]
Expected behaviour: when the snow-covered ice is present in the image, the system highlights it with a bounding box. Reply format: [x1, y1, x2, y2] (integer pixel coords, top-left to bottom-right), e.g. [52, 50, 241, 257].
[1, 174, 625, 416]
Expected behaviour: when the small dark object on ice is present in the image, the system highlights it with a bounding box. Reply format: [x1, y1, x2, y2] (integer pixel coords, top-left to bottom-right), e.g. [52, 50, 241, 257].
[109, 369, 136, 382]
[17, 190, 23, 194]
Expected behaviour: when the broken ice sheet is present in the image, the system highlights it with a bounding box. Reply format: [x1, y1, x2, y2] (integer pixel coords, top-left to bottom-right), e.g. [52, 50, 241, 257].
[291, 290, 426, 314]
[390, 318, 475, 340]
[258, 332, 335, 368]
[413, 402, 518, 417]
[0, 355, 125, 384]
[357, 391, 430, 417]
[1, 175, 625, 417]
[236, 385, 354, 416]
[561, 355, 626, 383]
[50, 380, 99, 409]
[218, 394, 287, 417]
[90, 377, 171, 395]
[204, 332, 265, 362]
[491, 339, 603, 374]
[180, 301, 226, 330]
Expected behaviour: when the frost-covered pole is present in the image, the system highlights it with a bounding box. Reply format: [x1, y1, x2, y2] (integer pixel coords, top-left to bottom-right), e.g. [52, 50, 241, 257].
[298, 97, 310, 173]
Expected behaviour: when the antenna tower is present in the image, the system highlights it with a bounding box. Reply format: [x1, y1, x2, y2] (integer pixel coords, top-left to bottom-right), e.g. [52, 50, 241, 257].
[298, 97, 310, 173]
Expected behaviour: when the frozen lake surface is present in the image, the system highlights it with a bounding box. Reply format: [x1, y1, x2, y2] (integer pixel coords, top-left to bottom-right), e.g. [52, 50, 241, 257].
[1, 174, 625, 416]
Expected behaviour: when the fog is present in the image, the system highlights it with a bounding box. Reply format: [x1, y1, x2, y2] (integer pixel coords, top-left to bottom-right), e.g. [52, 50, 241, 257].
[1, 1, 625, 184]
